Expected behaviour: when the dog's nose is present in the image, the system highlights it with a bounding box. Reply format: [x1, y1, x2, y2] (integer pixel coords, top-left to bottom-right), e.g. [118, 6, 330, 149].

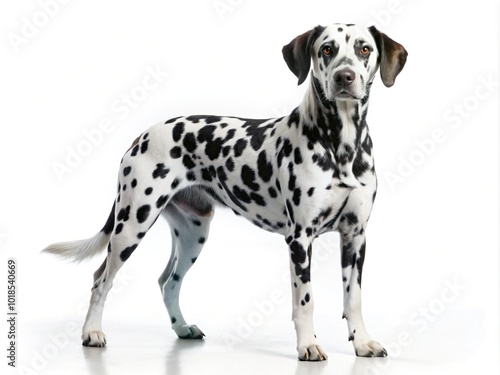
[334, 68, 355, 87]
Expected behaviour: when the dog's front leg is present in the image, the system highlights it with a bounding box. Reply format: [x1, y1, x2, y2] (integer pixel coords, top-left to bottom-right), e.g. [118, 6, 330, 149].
[287, 235, 328, 361]
[340, 232, 387, 357]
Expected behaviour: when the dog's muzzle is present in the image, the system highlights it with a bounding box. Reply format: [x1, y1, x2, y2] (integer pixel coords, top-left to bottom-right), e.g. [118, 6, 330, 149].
[332, 67, 362, 100]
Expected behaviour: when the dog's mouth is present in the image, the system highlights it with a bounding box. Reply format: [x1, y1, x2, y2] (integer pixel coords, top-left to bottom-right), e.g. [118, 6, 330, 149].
[331, 89, 362, 101]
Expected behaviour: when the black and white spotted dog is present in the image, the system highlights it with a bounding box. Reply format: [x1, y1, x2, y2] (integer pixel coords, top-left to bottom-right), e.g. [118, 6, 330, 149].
[44, 23, 407, 361]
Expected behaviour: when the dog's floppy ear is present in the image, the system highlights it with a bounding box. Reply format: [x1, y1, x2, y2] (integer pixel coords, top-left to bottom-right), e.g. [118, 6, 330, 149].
[282, 26, 325, 85]
[368, 26, 408, 87]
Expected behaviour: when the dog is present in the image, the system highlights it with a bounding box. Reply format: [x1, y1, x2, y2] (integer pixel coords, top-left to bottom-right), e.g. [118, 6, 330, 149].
[43, 23, 407, 361]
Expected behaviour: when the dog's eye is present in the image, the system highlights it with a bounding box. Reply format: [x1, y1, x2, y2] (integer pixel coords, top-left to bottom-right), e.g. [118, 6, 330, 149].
[322, 46, 332, 56]
[360, 46, 371, 56]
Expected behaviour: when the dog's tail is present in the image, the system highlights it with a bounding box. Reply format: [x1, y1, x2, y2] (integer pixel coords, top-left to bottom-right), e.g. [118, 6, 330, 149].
[42, 203, 115, 263]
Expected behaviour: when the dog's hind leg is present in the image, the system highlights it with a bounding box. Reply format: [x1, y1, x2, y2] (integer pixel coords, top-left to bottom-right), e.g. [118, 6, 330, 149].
[158, 188, 214, 339]
[81, 152, 185, 346]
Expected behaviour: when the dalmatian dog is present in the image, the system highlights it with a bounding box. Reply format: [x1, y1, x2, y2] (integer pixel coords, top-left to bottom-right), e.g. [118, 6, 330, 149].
[43, 23, 407, 361]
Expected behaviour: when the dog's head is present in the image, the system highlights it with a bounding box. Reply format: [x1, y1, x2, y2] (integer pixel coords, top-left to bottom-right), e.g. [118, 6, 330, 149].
[282, 24, 408, 102]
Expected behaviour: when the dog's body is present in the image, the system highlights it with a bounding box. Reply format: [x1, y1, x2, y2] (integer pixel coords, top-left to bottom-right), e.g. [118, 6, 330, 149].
[44, 23, 407, 361]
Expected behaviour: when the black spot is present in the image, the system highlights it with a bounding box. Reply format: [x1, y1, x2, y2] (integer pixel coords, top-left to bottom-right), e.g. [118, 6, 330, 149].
[294, 148, 303, 164]
[140, 140, 149, 154]
[165, 116, 182, 125]
[192, 219, 201, 226]
[293, 188, 301, 206]
[156, 195, 169, 209]
[153, 163, 170, 179]
[233, 186, 251, 203]
[174, 229, 179, 237]
[343, 212, 359, 226]
[250, 192, 266, 206]
[171, 317, 177, 324]
[268, 187, 278, 198]
[171, 178, 181, 189]
[201, 168, 214, 182]
[115, 223, 123, 235]
[234, 139, 248, 157]
[242, 118, 271, 151]
[187, 115, 222, 124]
[170, 146, 182, 159]
[216, 166, 228, 182]
[196, 125, 216, 143]
[145, 187, 153, 195]
[341, 241, 356, 269]
[186, 171, 196, 181]
[120, 244, 138, 262]
[198, 237, 206, 244]
[136, 205, 151, 224]
[241, 165, 260, 191]
[353, 152, 371, 178]
[307, 187, 315, 197]
[101, 203, 116, 235]
[122, 184, 127, 191]
[117, 206, 130, 222]
[222, 145, 231, 157]
[294, 225, 303, 239]
[182, 154, 196, 169]
[205, 138, 223, 160]
[282, 138, 293, 157]
[131, 179, 137, 188]
[289, 241, 310, 283]
[137, 232, 146, 239]
[183, 132, 197, 153]
[172, 122, 185, 142]
[123, 166, 132, 176]
[305, 293, 310, 302]
[257, 151, 273, 182]
[191, 257, 197, 264]
[225, 157, 235, 172]
[288, 163, 296, 191]
[172, 273, 180, 281]
[131, 145, 139, 156]
[356, 241, 366, 286]
[305, 227, 313, 237]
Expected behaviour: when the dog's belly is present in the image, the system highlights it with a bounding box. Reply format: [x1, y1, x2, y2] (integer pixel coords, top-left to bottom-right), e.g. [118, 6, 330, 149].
[201, 176, 290, 235]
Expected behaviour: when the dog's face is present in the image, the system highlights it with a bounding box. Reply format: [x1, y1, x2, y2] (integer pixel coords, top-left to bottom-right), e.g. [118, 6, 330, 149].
[283, 24, 408, 103]
[311, 25, 380, 101]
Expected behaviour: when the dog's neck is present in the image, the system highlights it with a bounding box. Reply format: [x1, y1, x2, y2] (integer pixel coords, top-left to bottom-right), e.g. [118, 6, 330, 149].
[298, 76, 371, 151]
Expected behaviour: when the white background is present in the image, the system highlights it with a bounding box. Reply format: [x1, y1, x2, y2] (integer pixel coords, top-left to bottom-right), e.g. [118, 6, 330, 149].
[1, 0, 499, 374]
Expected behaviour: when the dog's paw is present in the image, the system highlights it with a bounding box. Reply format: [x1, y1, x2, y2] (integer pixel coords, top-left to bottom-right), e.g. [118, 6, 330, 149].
[354, 340, 387, 357]
[176, 324, 205, 339]
[297, 345, 328, 361]
[82, 331, 107, 347]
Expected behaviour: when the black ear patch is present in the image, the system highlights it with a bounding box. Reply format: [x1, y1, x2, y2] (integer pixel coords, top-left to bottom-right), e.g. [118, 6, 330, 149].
[282, 26, 325, 85]
[368, 26, 408, 87]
